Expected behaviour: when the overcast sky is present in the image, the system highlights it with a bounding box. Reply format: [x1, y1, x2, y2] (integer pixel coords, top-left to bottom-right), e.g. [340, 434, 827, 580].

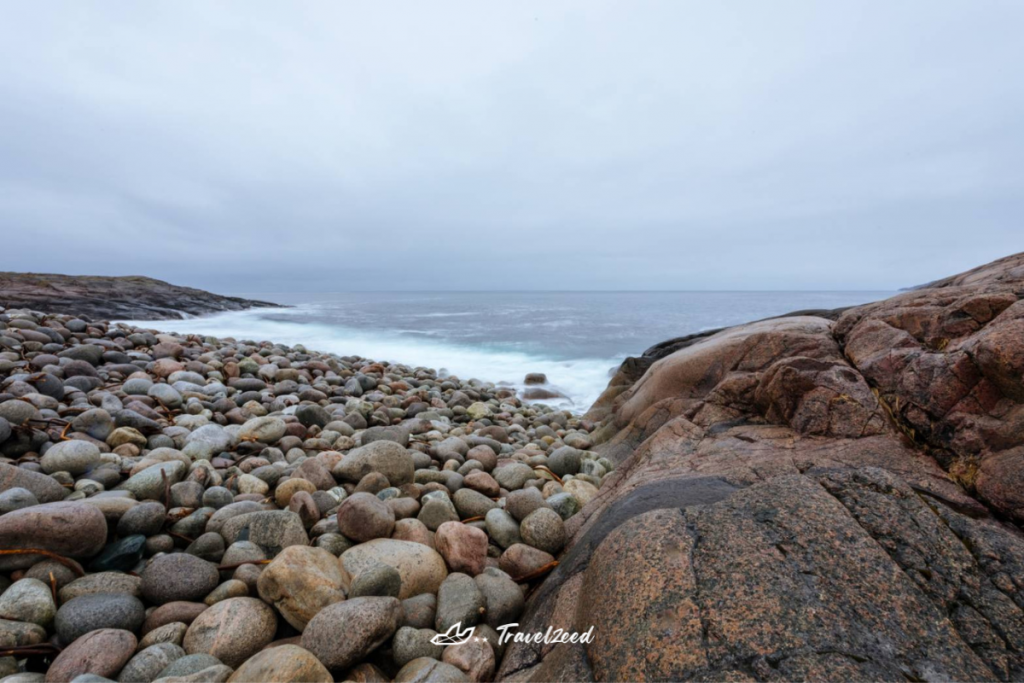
[1, 2, 1021, 292]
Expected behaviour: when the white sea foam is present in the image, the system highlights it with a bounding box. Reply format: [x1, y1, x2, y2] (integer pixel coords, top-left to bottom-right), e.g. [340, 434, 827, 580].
[119, 308, 622, 411]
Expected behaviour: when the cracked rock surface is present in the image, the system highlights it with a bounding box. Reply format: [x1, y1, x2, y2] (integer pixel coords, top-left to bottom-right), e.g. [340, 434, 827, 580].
[499, 252, 1024, 682]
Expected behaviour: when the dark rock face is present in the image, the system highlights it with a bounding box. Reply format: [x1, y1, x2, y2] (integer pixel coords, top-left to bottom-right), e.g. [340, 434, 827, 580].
[500, 252, 1024, 682]
[0, 272, 282, 320]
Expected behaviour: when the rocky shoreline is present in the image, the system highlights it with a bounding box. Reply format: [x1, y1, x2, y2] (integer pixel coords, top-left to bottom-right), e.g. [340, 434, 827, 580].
[0, 273, 282, 321]
[1, 252, 1023, 683]
[0, 304, 608, 682]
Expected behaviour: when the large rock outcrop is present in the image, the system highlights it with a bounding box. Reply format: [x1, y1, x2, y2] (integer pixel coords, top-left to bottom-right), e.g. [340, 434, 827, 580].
[499, 252, 1024, 682]
[0, 272, 281, 320]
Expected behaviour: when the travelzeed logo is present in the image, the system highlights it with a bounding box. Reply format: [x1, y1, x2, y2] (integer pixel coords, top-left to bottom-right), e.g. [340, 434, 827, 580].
[430, 622, 596, 647]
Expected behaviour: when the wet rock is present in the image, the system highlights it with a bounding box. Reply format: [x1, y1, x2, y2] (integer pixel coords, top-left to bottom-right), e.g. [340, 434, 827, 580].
[349, 563, 402, 599]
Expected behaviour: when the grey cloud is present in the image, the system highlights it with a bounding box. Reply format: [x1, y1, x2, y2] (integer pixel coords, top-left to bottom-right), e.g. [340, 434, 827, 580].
[1, 1, 1021, 292]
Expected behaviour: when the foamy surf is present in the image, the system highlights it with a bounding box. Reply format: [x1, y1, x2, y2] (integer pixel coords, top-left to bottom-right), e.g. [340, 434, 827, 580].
[118, 308, 622, 412]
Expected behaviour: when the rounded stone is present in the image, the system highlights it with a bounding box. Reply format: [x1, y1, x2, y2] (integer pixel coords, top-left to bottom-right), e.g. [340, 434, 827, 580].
[182, 597, 277, 668]
[116, 502, 167, 538]
[393, 627, 444, 667]
[256, 546, 347, 631]
[45, 628, 137, 683]
[336, 492, 395, 543]
[226, 644, 332, 683]
[40, 441, 101, 476]
[520, 507, 566, 554]
[55, 593, 146, 644]
[116, 642, 184, 683]
[301, 597, 402, 672]
[349, 563, 402, 599]
[484, 509, 521, 550]
[334, 441, 415, 487]
[141, 554, 221, 605]
[394, 658, 470, 682]
[435, 522, 488, 576]
[340, 539, 448, 600]
[0, 486, 37, 514]
[0, 501, 108, 571]
[0, 579, 56, 628]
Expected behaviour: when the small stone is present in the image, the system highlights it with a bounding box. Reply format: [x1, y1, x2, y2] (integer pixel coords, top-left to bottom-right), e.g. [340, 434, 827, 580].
[256, 546, 347, 631]
[340, 539, 448, 600]
[401, 593, 437, 630]
[0, 501, 107, 571]
[394, 658, 470, 682]
[435, 573, 485, 633]
[88, 535, 147, 573]
[484, 509, 521, 549]
[474, 568, 524, 628]
[301, 597, 402, 672]
[141, 554, 221, 605]
[55, 593, 145, 644]
[493, 463, 534, 491]
[138, 622, 188, 650]
[546, 491, 581, 520]
[117, 502, 168, 537]
[40, 441, 101, 476]
[45, 629, 137, 683]
[60, 574, 142, 603]
[442, 638, 495, 682]
[337, 492, 395, 543]
[435, 522, 488, 576]
[505, 488, 549, 522]
[183, 597, 277, 668]
[334, 441, 415, 487]
[466, 403, 492, 420]
[520, 507, 566, 554]
[349, 564, 402, 598]
[417, 496, 459, 531]
[563, 478, 599, 507]
[0, 486, 38, 514]
[498, 544, 555, 580]
[0, 579, 56, 628]
[452, 489, 497, 519]
[117, 643, 184, 683]
[115, 461, 186, 501]
[392, 627, 444, 667]
[153, 653, 222, 680]
[203, 580, 248, 606]
[226, 644, 331, 683]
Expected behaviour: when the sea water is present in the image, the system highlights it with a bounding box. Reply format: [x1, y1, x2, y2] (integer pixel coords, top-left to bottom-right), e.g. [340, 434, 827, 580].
[120, 291, 890, 411]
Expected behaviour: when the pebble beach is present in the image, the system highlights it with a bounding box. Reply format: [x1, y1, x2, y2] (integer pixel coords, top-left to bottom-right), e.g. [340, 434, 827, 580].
[0, 306, 612, 683]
